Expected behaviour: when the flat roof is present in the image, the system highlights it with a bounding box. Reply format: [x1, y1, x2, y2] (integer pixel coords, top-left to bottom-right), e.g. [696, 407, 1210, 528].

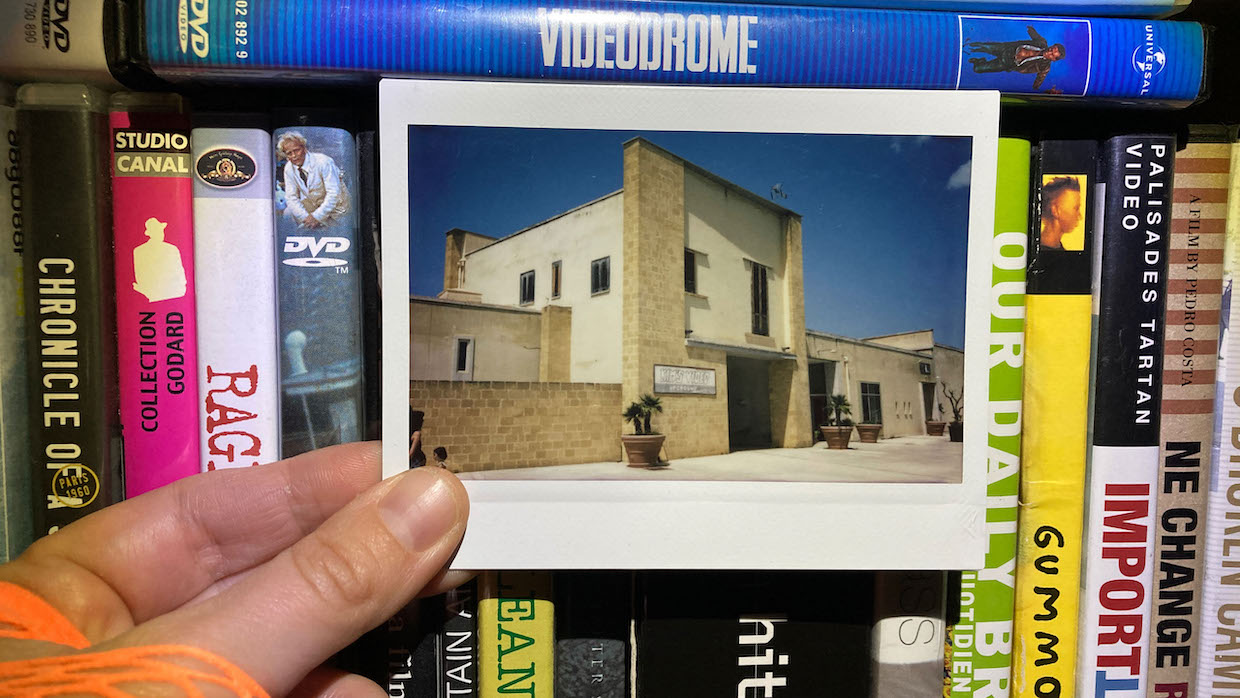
[463, 190, 623, 257]
[805, 329, 937, 361]
[409, 294, 540, 316]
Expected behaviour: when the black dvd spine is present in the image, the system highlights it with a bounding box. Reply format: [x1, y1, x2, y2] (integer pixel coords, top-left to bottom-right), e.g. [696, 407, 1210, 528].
[18, 88, 121, 536]
[555, 572, 631, 698]
[439, 579, 479, 698]
[1092, 134, 1176, 447]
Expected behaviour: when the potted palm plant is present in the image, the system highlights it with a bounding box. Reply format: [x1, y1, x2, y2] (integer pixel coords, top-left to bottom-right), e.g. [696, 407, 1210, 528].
[819, 394, 854, 450]
[942, 382, 964, 443]
[622, 393, 666, 467]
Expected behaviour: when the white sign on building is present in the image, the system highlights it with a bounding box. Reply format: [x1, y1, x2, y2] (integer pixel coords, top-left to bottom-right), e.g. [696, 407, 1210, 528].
[653, 364, 716, 395]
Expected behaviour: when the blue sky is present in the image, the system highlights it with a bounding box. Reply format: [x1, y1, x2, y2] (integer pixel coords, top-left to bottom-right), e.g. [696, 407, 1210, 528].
[409, 127, 973, 348]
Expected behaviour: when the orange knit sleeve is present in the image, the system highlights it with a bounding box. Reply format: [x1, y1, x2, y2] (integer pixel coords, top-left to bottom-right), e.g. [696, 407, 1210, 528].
[0, 582, 269, 697]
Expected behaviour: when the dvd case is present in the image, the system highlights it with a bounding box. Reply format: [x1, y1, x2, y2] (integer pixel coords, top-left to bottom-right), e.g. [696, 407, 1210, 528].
[0, 84, 30, 561]
[192, 115, 281, 471]
[1197, 140, 1240, 698]
[272, 117, 363, 457]
[110, 93, 201, 496]
[17, 83, 120, 536]
[1077, 133, 1175, 698]
[1145, 129, 1230, 697]
[1010, 138, 1097, 698]
[141, 0, 1205, 105]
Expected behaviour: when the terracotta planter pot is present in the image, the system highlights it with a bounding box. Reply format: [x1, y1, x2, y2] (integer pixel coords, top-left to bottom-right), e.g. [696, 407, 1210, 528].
[948, 422, 964, 442]
[622, 434, 666, 467]
[856, 424, 881, 443]
[925, 421, 946, 436]
[820, 426, 852, 450]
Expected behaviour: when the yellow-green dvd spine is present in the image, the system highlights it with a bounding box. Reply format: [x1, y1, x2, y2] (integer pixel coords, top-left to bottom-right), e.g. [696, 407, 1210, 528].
[1010, 138, 1099, 698]
[479, 571, 555, 698]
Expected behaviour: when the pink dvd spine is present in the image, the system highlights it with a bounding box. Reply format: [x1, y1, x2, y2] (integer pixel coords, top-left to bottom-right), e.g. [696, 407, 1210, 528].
[110, 102, 200, 496]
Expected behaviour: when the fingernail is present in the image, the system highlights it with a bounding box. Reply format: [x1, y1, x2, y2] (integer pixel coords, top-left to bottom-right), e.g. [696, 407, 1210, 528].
[378, 468, 460, 551]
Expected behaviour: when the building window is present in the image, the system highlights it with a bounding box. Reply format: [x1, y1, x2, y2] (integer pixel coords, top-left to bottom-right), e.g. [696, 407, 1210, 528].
[551, 260, 562, 299]
[591, 257, 610, 294]
[750, 262, 769, 336]
[685, 249, 697, 294]
[861, 382, 882, 424]
[519, 270, 535, 305]
[453, 336, 474, 381]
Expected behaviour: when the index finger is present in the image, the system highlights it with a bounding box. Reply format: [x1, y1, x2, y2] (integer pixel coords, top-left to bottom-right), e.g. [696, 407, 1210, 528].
[0, 442, 381, 641]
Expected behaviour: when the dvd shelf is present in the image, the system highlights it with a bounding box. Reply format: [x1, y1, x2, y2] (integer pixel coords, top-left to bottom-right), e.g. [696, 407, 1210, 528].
[2, 0, 1239, 697]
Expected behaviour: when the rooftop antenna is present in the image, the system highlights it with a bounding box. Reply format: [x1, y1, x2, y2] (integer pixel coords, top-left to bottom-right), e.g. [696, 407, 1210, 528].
[770, 183, 788, 200]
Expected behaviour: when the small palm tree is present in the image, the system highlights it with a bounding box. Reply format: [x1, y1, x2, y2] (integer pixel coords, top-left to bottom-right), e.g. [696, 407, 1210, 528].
[623, 403, 646, 435]
[828, 394, 852, 426]
[639, 394, 664, 435]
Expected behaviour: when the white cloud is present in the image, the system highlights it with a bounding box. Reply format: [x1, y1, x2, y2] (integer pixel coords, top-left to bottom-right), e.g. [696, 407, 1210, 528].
[946, 160, 972, 190]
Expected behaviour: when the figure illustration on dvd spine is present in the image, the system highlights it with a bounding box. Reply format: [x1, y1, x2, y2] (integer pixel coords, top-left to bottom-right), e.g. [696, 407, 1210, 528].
[273, 124, 362, 457]
[966, 25, 1066, 92]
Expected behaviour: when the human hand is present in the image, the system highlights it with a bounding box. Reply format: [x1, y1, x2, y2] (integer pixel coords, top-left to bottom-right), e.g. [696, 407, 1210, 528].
[0, 441, 470, 697]
[301, 216, 323, 229]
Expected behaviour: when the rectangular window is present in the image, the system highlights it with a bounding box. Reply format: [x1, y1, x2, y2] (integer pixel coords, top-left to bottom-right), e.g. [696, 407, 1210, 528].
[551, 260, 562, 299]
[453, 337, 474, 381]
[685, 249, 697, 293]
[750, 262, 769, 336]
[519, 270, 535, 305]
[591, 257, 610, 294]
[861, 382, 882, 424]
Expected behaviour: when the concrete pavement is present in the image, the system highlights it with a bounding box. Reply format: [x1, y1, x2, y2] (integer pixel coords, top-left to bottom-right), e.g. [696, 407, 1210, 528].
[459, 434, 963, 483]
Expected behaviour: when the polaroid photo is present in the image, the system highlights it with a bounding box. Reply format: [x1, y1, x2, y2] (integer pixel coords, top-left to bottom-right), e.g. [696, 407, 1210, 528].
[380, 80, 1001, 570]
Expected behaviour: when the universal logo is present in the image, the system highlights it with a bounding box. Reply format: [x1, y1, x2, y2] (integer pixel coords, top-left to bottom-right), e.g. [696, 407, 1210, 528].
[41, 0, 70, 53]
[178, 0, 210, 58]
[1131, 24, 1168, 83]
[283, 236, 351, 267]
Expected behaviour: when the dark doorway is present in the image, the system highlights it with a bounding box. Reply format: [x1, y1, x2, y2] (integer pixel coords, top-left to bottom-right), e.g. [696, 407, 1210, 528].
[727, 356, 773, 451]
[808, 361, 836, 438]
[922, 382, 936, 424]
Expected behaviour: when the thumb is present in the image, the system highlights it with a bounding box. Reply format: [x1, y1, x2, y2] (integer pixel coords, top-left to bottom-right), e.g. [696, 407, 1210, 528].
[105, 466, 469, 696]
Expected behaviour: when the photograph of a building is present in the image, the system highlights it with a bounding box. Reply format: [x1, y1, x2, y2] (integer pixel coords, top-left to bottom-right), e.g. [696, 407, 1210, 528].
[408, 129, 970, 483]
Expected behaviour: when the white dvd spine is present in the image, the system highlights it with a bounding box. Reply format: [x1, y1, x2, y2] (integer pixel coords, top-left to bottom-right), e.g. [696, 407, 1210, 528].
[192, 126, 280, 470]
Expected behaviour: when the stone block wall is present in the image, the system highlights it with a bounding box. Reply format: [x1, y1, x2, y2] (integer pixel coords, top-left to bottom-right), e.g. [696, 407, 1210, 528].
[622, 139, 731, 460]
[539, 305, 573, 382]
[410, 380, 623, 472]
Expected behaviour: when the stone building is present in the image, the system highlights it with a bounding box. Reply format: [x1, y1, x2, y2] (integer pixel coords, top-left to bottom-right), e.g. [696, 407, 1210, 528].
[410, 138, 961, 471]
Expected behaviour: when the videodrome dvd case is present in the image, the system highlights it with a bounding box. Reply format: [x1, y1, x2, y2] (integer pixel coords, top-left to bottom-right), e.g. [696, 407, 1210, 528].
[380, 80, 1001, 570]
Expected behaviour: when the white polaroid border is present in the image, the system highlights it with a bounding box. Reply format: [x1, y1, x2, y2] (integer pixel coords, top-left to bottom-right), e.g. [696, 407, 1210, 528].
[380, 79, 999, 570]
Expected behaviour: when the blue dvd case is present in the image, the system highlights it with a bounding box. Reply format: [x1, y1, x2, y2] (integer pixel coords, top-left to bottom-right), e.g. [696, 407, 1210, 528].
[272, 121, 363, 457]
[143, 0, 1206, 105]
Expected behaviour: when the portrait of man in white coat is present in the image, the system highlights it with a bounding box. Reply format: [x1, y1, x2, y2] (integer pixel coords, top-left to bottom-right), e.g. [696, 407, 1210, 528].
[276, 131, 351, 229]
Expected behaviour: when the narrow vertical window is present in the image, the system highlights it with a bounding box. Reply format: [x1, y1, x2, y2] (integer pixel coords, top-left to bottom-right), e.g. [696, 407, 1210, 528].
[684, 249, 697, 293]
[453, 337, 474, 381]
[519, 270, 535, 305]
[750, 262, 769, 336]
[551, 260, 562, 299]
[591, 257, 610, 294]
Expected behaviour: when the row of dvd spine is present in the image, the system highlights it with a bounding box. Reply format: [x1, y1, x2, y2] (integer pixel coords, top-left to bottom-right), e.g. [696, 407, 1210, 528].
[5, 82, 367, 542]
